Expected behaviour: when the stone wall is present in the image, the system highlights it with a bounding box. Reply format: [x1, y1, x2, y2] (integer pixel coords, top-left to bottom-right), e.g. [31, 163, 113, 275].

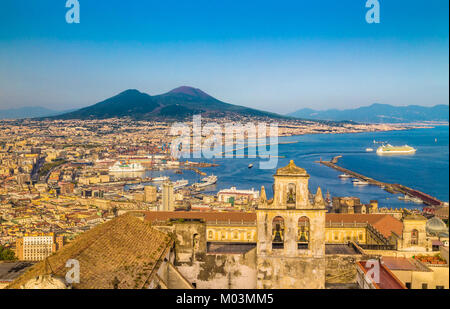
[325, 255, 363, 284]
[176, 249, 257, 289]
[257, 256, 326, 289]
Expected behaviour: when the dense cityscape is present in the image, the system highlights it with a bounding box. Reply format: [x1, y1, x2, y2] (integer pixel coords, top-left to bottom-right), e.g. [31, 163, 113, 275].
[0, 117, 448, 289]
[0, 0, 448, 297]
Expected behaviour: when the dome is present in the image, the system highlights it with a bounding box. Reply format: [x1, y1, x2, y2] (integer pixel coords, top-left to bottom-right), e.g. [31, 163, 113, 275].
[426, 217, 449, 236]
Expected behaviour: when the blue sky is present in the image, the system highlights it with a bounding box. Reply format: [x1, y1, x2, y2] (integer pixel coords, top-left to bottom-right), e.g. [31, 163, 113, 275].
[0, 0, 448, 113]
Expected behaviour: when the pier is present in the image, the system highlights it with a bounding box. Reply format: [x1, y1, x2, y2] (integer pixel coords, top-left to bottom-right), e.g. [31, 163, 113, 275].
[317, 156, 444, 207]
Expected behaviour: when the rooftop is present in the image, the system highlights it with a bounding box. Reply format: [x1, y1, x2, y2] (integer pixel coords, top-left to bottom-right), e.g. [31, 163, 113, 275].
[326, 213, 403, 238]
[275, 160, 308, 176]
[0, 262, 34, 282]
[7, 214, 173, 289]
[358, 261, 406, 289]
[381, 256, 430, 272]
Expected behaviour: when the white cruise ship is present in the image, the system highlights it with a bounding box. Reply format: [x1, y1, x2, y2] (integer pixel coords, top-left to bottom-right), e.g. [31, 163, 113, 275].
[109, 161, 145, 172]
[376, 144, 416, 155]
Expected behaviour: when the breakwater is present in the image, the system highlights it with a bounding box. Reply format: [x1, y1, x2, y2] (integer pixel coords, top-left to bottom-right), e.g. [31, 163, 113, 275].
[318, 156, 443, 207]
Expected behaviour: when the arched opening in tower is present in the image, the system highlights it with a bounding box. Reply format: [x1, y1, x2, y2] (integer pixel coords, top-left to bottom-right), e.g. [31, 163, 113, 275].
[272, 216, 285, 249]
[298, 216, 310, 250]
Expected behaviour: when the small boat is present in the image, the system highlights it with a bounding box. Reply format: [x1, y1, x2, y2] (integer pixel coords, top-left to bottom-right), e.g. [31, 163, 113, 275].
[353, 180, 368, 186]
[248, 164, 254, 169]
[338, 174, 352, 179]
[365, 148, 374, 152]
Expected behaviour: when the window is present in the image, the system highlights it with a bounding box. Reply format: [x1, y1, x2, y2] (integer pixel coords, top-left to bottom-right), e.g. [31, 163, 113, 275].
[298, 216, 310, 249]
[422, 283, 428, 289]
[405, 282, 411, 289]
[286, 183, 296, 206]
[411, 229, 419, 246]
[272, 216, 285, 249]
[436, 286, 444, 289]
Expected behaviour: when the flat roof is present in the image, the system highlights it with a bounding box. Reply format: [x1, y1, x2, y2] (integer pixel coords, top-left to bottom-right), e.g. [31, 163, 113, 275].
[207, 242, 256, 254]
[0, 262, 35, 281]
[325, 244, 361, 255]
[382, 256, 429, 272]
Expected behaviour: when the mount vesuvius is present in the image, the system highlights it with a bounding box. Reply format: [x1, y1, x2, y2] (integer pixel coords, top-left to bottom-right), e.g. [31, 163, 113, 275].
[48, 86, 286, 120]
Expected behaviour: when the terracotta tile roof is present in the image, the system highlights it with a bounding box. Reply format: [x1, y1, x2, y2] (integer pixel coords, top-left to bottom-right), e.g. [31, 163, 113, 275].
[144, 211, 257, 223]
[325, 214, 403, 238]
[7, 214, 173, 289]
[358, 261, 406, 289]
[145, 212, 403, 239]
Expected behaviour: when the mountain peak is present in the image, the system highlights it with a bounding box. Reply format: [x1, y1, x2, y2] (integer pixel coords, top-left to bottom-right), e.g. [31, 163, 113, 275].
[167, 86, 212, 99]
[117, 89, 143, 96]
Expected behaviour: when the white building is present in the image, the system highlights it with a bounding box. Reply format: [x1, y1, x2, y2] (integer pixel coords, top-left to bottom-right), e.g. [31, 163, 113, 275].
[217, 187, 259, 203]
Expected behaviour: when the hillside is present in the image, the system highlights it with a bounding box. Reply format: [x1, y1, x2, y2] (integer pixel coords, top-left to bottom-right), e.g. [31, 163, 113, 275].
[51, 86, 287, 120]
[288, 104, 449, 123]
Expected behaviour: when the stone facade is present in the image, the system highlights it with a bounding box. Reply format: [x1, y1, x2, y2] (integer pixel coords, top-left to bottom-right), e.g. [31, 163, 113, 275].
[399, 214, 429, 252]
[256, 161, 326, 289]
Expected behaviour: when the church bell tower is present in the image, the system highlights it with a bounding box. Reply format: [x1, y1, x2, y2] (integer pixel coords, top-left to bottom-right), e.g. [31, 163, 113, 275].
[256, 160, 326, 289]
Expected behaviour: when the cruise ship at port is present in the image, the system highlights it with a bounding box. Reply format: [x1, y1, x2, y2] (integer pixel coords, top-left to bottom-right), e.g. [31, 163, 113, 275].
[193, 174, 218, 188]
[376, 144, 416, 155]
[109, 161, 145, 172]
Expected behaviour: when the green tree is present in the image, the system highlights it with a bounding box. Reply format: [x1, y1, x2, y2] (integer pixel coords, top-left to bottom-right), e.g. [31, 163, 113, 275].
[0, 245, 17, 261]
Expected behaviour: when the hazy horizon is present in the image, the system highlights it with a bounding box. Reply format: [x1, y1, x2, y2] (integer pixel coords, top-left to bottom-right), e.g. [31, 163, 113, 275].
[0, 87, 449, 116]
[1, 0, 448, 113]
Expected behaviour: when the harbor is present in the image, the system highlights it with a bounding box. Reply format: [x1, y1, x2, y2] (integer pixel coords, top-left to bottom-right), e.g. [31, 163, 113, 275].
[318, 156, 445, 207]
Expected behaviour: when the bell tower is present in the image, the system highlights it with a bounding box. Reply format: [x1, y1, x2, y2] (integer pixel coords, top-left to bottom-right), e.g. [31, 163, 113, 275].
[256, 160, 326, 289]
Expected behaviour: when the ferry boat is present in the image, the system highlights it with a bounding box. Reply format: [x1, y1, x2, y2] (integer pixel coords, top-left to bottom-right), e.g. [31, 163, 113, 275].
[376, 144, 416, 155]
[398, 195, 423, 204]
[129, 184, 144, 190]
[193, 174, 218, 188]
[173, 179, 189, 190]
[152, 176, 169, 182]
[109, 161, 145, 172]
